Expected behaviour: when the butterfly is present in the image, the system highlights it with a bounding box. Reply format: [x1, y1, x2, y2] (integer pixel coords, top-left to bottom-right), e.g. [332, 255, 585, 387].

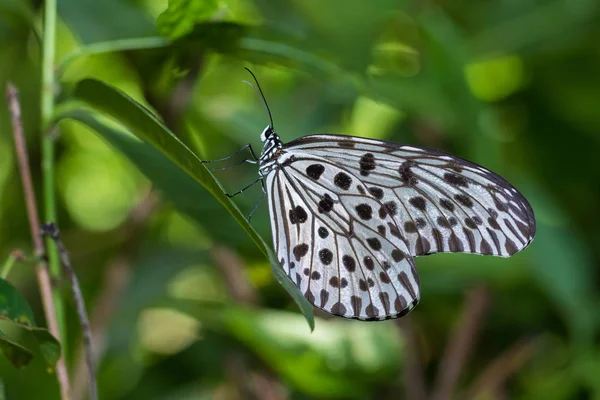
[230, 69, 536, 321]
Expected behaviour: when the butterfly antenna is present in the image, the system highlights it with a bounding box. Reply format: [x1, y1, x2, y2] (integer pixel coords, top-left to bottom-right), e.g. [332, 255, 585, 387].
[244, 67, 274, 130]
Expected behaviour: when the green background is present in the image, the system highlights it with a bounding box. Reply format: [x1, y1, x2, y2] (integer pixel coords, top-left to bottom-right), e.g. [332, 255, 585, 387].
[1, 0, 599, 398]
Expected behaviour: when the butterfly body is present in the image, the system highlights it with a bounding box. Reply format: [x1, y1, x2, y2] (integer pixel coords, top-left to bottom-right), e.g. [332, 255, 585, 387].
[255, 127, 535, 321]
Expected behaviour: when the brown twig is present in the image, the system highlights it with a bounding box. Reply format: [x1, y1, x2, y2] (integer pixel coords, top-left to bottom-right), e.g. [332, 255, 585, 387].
[42, 223, 97, 400]
[212, 247, 289, 400]
[6, 82, 71, 399]
[211, 246, 259, 305]
[398, 317, 427, 400]
[72, 191, 157, 399]
[251, 371, 286, 400]
[466, 337, 539, 399]
[431, 285, 490, 400]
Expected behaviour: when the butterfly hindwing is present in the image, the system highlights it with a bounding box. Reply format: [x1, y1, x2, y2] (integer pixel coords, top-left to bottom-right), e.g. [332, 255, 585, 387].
[284, 135, 536, 258]
[267, 153, 420, 320]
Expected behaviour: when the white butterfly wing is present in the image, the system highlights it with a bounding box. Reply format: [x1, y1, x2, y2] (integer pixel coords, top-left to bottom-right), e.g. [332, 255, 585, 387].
[284, 134, 536, 258]
[266, 153, 420, 320]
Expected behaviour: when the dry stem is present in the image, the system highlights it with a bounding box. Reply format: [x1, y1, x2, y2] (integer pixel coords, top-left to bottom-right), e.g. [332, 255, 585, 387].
[6, 82, 71, 399]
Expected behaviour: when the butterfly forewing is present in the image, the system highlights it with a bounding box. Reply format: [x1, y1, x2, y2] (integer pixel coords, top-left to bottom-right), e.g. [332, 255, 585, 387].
[284, 135, 536, 258]
[267, 152, 420, 320]
[259, 129, 535, 321]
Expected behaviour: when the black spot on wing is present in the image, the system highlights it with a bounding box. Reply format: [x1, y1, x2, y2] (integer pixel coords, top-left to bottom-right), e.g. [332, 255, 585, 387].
[368, 187, 384, 199]
[443, 172, 469, 187]
[366, 238, 382, 251]
[454, 194, 474, 208]
[334, 172, 352, 190]
[355, 204, 373, 220]
[409, 197, 427, 211]
[306, 164, 325, 180]
[318, 194, 334, 213]
[293, 244, 309, 261]
[440, 198, 455, 212]
[289, 206, 307, 224]
[319, 248, 333, 265]
[318, 227, 328, 238]
[359, 153, 376, 176]
[337, 141, 355, 148]
[342, 255, 356, 272]
[399, 160, 418, 186]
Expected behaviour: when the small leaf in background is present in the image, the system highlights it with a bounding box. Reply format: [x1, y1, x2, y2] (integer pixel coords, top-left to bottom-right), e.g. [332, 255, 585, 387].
[464, 54, 527, 102]
[0, 279, 61, 368]
[0, 279, 36, 328]
[156, 0, 220, 40]
[0, 330, 33, 369]
[29, 329, 61, 370]
[58, 0, 156, 44]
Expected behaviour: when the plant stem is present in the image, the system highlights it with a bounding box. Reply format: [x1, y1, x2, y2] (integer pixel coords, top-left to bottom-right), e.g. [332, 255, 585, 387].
[6, 83, 71, 399]
[431, 286, 490, 400]
[42, 223, 97, 400]
[41, 0, 67, 355]
[72, 191, 156, 399]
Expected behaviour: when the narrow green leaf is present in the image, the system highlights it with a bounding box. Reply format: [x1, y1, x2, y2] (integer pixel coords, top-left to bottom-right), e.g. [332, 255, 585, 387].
[72, 79, 264, 253]
[0, 329, 34, 369]
[61, 83, 315, 330]
[0, 279, 61, 367]
[266, 247, 315, 331]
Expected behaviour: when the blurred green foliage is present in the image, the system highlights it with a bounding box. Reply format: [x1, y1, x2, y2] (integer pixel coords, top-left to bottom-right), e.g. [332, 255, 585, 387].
[1, 0, 600, 399]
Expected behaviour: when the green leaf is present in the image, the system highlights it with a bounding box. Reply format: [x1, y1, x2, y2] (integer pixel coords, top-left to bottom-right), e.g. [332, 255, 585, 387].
[64, 80, 315, 330]
[58, 0, 156, 44]
[29, 329, 62, 369]
[165, 21, 343, 77]
[0, 279, 61, 368]
[0, 278, 36, 327]
[156, 0, 220, 40]
[0, 330, 34, 369]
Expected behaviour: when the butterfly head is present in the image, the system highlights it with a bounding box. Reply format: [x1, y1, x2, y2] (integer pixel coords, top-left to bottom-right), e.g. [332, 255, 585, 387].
[260, 125, 275, 143]
[258, 125, 283, 167]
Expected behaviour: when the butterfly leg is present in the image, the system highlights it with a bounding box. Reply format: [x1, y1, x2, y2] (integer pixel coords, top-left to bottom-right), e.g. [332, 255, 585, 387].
[203, 143, 261, 170]
[226, 176, 263, 198]
[208, 158, 257, 171]
[199, 143, 257, 164]
[247, 191, 266, 222]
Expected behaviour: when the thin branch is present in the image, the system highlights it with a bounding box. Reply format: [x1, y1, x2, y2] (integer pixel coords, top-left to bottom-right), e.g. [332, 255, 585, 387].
[212, 247, 288, 400]
[467, 337, 539, 399]
[251, 371, 286, 400]
[41, 223, 97, 400]
[211, 246, 259, 305]
[397, 317, 427, 400]
[431, 285, 490, 400]
[6, 82, 71, 399]
[72, 191, 157, 400]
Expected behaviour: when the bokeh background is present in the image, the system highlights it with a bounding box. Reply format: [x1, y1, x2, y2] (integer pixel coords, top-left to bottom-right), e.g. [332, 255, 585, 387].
[1, 0, 600, 399]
